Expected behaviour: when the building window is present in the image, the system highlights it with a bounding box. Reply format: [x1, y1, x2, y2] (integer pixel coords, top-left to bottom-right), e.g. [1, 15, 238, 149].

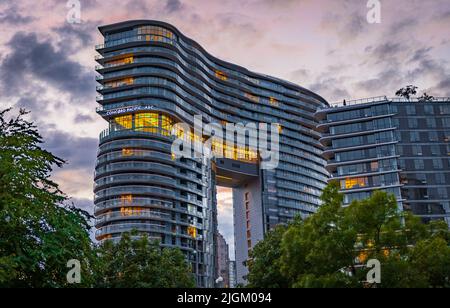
[437, 187, 448, 198]
[412, 145, 422, 156]
[426, 118, 436, 128]
[135, 113, 159, 133]
[414, 159, 424, 170]
[429, 131, 439, 142]
[442, 118, 450, 128]
[436, 174, 446, 184]
[408, 118, 418, 128]
[161, 114, 174, 136]
[215, 70, 228, 81]
[112, 115, 132, 131]
[440, 105, 450, 115]
[370, 161, 379, 172]
[244, 92, 260, 103]
[431, 145, 441, 155]
[406, 105, 416, 115]
[433, 159, 443, 169]
[269, 97, 279, 106]
[410, 131, 420, 142]
[341, 177, 368, 189]
[424, 105, 434, 115]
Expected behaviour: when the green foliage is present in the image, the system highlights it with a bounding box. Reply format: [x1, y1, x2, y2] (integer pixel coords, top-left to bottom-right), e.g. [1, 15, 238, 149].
[247, 181, 450, 288]
[0, 108, 195, 288]
[246, 224, 290, 288]
[94, 232, 196, 288]
[0, 108, 95, 287]
[395, 85, 418, 100]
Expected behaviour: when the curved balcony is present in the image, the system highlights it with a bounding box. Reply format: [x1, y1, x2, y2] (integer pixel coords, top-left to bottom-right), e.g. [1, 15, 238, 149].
[94, 185, 176, 201]
[95, 222, 167, 240]
[96, 150, 172, 166]
[98, 138, 171, 155]
[94, 197, 173, 214]
[99, 127, 174, 143]
[94, 162, 176, 179]
[94, 174, 176, 191]
[95, 209, 171, 227]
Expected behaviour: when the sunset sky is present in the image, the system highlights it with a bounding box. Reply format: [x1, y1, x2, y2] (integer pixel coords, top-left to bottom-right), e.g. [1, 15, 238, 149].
[1, 0, 449, 258]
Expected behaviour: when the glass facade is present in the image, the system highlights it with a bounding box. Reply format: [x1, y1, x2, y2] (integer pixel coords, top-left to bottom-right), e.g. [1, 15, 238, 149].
[95, 20, 329, 287]
[316, 97, 450, 226]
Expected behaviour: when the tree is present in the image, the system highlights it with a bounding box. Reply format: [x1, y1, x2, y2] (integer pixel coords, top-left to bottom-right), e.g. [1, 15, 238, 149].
[246, 224, 290, 288]
[395, 85, 418, 100]
[418, 93, 435, 102]
[94, 232, 196, 288]
[247, 181, 450, 288]
[0, 108, 95, 287]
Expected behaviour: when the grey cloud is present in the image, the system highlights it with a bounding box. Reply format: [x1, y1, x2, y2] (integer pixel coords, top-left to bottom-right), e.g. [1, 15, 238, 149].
[52, 22, 98, 51]
[309, 78, 350, 103]
[370, 42, 403, 61]
[42, 130, 98, 172]
[0, 32, 95, 102]
[74, 113, 96, 123]
[290, 68, 311, 81]
[0, 5, 36, 25]
[387, 18, 418, 36]
[165, 0, 183, 13]
[409, 47, 433, 63]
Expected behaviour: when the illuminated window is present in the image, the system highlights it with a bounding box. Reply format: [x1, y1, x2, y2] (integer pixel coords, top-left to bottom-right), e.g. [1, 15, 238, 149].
[105, 56, 134, 68]
[341, 177, 368, 189]
[187, 226, 197, 239]
[277, 124, 283, 134]
[113, 115, 132, 131]
[135, 113, 159, 133]
[161, 114, 174, 136]
[122, 148, 134, 156]
[215, 70, 228, 81]
[269, 97, 279, 106]
[105, 77, 134, 88]
[137, 26, 175, 40]
[120, 194, 133, 206]
[120, 207, 143, 216]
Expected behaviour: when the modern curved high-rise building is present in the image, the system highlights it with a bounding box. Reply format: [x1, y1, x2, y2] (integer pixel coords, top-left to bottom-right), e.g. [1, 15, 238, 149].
[94, 20, 329, 287]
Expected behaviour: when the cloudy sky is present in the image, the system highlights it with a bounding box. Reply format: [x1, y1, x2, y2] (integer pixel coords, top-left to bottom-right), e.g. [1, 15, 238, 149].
[0, 0, 449, 258]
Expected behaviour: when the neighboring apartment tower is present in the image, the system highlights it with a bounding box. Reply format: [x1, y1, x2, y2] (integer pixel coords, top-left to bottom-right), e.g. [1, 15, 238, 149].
[215, 232, 230, 288]
[315, 96, 450, 224]
[94, 20, 329, 287]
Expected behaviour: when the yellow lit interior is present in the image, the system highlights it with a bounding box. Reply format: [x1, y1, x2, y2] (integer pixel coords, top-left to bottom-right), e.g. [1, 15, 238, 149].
[215, 70, 228, 81]
[135, 113, 159, 133]
[342, 177, 367, 189]
[187, 226, 197, 239]
[269, 97, 279, 106]
[122, 148, 134, 156]
[105, 56, 134, 67]
[105, 77, 134, 88]
[120, 194, 133, 205]
[120, 207, 144, 216]
[114, 115, 132, 130]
